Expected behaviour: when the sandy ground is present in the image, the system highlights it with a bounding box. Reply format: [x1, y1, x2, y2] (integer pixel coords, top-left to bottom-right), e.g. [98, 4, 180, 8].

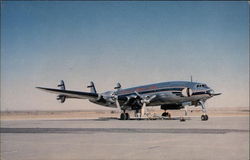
[1, 116, 249, 160]
[1, 107, 249, 120]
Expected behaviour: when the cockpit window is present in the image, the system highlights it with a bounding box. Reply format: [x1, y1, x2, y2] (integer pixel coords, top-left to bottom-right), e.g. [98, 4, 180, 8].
[203, 84, 208, 88]
[196, 84, 207, 88]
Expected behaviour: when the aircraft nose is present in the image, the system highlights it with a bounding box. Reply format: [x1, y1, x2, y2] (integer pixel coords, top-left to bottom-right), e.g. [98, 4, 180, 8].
[207, 89, 214, 95]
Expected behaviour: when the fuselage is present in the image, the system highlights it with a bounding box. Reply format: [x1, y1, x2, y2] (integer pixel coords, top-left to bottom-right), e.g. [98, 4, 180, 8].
[95, 81, 214, 108]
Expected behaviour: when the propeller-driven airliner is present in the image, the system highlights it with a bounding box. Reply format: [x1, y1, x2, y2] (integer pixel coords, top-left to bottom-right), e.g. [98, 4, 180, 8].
[37, 80, 221, 121]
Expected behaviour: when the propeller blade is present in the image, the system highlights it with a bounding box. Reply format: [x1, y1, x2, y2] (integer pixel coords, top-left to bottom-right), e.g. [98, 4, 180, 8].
[141, 102, 146, 117]
[148, 95, 156, 102]
[111, 94, 122, 112]
[134, 91, 142, 99]
[184, 106, 188, 116]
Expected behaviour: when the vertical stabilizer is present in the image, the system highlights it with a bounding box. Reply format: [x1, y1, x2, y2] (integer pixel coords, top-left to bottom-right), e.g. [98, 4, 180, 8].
[57, 80, 66, 103]
[57, 80, 65, 90]
[114, 82, 122, 91]
[87, 81, 97, 93]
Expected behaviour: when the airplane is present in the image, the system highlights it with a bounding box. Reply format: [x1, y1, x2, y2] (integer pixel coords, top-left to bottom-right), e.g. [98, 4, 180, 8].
[36, 80, 221, 121]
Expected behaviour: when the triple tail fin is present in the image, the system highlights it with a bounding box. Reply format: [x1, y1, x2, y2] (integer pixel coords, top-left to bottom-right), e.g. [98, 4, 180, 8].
[87, 81, 97, 93]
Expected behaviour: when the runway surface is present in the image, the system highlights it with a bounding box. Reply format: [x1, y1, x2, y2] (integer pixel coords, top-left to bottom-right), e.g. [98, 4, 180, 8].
[1, 116, 249, 160]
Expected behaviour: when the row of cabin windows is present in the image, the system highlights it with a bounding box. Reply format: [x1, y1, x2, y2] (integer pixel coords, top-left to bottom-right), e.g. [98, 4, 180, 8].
[197, 84, 207, 88]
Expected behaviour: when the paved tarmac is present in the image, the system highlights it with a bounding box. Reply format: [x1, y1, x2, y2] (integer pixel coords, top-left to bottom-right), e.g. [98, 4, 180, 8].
[1, 116, 249, 160]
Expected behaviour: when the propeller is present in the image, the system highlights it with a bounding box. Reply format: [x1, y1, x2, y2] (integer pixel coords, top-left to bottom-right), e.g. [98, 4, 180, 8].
[181, 88, 193, 97]
[111, 93, 122, 112]
[134, 91, 156, 117]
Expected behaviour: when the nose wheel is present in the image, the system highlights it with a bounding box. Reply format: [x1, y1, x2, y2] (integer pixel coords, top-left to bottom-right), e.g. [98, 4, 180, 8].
[201, 114, 208, 121]
[199, 101, 208, 121]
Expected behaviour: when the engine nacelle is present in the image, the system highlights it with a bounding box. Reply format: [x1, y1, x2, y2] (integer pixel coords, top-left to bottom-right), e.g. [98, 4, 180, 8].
[161, 104, 184, 110]
[181, 88, 193, 97]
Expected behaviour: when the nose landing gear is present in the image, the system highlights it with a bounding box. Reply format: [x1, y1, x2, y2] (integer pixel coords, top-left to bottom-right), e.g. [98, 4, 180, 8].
[199, 101, 208, 121]
[201, 114, 208, 121]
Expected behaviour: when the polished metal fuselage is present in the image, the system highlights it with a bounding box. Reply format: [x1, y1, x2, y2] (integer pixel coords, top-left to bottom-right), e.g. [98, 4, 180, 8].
[91, 81, 214, 108]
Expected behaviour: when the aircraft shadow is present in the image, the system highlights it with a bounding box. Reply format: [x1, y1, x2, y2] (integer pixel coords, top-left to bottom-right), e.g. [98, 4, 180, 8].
[44, 117, 191, 122]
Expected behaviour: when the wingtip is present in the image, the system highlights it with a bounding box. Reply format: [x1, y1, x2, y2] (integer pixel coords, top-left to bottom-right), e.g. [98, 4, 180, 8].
[36, 87, 46, 90]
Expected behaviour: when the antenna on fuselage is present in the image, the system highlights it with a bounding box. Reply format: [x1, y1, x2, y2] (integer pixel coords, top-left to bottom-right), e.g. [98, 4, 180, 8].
[191, 75, 193, 82]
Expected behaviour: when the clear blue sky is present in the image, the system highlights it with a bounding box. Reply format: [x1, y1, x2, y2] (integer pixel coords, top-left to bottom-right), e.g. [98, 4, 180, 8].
[1, 1, 249, 110]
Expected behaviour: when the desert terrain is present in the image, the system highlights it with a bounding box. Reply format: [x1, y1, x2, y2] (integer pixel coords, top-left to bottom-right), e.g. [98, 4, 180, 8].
[1, 107, 249, 120]
[1, 107, 249, 160]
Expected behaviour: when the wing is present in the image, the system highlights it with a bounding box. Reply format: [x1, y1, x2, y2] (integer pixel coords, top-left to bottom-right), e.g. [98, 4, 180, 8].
[36, 87, 99, 99]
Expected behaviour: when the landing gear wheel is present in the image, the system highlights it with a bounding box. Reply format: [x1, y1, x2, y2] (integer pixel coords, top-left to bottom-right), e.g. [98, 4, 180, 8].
[125, 113, 130, 120]
[205, 115, 208, 120]
[201, 115, 208, 121]
[120, 113, 127, 120]
[162, 112, 169, 117]
[162, 112, 167, 117]
[180, 117, 186, 122]
[162, 112, 171, 118]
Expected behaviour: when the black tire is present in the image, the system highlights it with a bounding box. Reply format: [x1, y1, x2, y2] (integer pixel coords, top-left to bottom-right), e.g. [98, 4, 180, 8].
[205, 115, 208, 120]
[180, 117, 186, 122]
[201, 115, 208, 121]
[162, 112, 167, 117]
[120, 113, 127, 120]
[125, 113, 130, 120]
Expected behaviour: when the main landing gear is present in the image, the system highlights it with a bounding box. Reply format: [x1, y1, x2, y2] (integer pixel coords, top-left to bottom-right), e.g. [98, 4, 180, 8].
[162, 111, 171, 118]
[113, 94, 130, 120]
[120, 112, 130, 120]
